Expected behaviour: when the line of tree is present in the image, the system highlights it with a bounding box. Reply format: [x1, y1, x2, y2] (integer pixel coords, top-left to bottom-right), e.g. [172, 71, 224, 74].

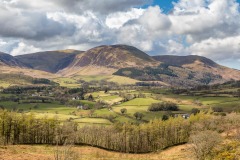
[1, 110, 240, 154]
[0, 110, 189, 153]
[148, 102, 179, 112]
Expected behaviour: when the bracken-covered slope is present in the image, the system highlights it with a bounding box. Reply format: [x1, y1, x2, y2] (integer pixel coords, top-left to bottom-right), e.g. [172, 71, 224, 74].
[16, 50, 83, 73]
[59, 45, 159, 76]
[153, 55, 240, 82]
[58, 45, 240, 86]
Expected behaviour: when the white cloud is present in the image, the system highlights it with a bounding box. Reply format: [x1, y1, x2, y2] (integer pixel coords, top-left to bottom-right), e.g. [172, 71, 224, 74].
[189, 36, 240, 60]
[106, 8, 144, 29]
[169, 0, 240, 42]
[167, 40, 187, 55]
[0, 0, 239, 69]
[139, 6, 171, 31]
[4, 0, 149, 15]
[0, 39, 7, 46]
[116, 6, 171, 52]
[11, 42, 41, 56]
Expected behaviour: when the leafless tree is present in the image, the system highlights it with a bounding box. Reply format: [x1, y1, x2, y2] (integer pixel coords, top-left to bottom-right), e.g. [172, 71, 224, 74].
[189, 130, 222, 160]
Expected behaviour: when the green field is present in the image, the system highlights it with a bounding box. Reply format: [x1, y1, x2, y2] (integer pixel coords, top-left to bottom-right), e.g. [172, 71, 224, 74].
[2, 91, 239, 124]
[53, 75, 139, 87]
[0, 101, 76, 114]
[89, 91, 123, 104]
[1, 84, 240, 125]
[73, 118, 112, 124]
[53, 77, 81, 88]
[118, 98, 159, 106]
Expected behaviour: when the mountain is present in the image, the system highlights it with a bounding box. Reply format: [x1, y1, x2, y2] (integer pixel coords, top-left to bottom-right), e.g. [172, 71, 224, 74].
[1, 45, 240, 87]
[16, 50, 83, 73]
[0, 52, 26, 67]
[58, 45, 159, 76]
[56, 45, 240, 87]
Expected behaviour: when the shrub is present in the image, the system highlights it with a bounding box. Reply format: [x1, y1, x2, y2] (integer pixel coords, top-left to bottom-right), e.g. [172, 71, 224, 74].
[120, 108, 127, 115]
[213, 107, 223, 112]
[162, 115, 169, 121]
[134, 112, 144, 120]
[189, 130, 222, 160]
[191, 108, 200, 115]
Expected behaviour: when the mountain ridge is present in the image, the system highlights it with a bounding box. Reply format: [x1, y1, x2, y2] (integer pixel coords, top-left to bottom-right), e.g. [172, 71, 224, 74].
[0, 45, 240, 87]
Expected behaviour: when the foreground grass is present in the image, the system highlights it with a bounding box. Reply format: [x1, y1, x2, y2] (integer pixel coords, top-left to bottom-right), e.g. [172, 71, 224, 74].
[0, 144, 193, 160]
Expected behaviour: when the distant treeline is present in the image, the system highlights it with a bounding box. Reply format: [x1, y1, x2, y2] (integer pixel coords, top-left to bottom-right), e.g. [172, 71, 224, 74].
[171, 80, 240, 95]
[2, 86, 53, 94]
[148, 102, 179, 112]
[0, 74, 58, 86]
[32, 78, 57, 85]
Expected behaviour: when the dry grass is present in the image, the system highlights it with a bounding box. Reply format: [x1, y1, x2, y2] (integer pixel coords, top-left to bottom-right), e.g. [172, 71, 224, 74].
[0, 145, 53, 160]
[0, 66, 56, 79]
[0, 144, 193, 160]
[58, 66, 117, 77]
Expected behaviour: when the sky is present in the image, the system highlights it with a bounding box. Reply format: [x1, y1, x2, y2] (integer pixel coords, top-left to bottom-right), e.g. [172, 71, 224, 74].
[0, 0, 240, 69]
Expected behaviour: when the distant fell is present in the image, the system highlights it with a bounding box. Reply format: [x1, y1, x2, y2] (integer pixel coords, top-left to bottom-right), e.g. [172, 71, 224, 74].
[16, 50, 83, 73]
[0, 52, 26, 67]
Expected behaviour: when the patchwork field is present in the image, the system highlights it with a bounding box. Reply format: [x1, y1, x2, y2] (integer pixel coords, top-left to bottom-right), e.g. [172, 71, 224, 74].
[1, 85, 240, 126]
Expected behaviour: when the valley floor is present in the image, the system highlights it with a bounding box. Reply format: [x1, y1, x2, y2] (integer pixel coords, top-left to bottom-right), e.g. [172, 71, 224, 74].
[0, 144, 194, 160]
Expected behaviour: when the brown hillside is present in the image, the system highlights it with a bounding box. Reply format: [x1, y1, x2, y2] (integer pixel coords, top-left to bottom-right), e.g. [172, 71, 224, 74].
[59, 45, 159, 76]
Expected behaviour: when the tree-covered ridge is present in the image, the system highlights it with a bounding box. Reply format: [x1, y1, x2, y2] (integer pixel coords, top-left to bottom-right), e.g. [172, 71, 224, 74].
[113, 64, 177, 81]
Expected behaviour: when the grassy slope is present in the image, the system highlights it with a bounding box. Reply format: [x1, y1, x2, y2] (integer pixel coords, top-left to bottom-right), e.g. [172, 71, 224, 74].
[52, 75, 139, 88]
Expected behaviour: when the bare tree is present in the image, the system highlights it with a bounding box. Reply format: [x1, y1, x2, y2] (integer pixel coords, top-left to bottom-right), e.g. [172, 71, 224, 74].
[189, 130, 222, 160]
[54, 144, 79, 160]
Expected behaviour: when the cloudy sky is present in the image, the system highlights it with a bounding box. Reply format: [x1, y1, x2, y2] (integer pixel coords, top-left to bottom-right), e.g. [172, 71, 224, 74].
[0, 0, 240, 69]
